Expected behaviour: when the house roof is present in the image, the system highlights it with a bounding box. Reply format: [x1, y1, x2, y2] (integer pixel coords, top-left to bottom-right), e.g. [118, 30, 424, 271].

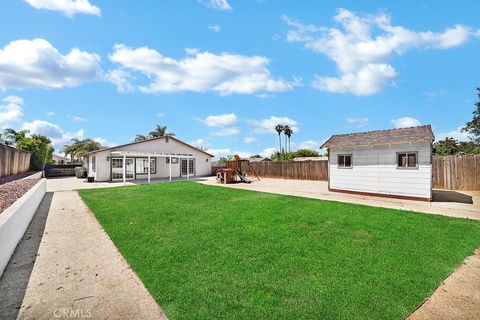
[81, 136, 214, 157]
[321, 125, 435, 149]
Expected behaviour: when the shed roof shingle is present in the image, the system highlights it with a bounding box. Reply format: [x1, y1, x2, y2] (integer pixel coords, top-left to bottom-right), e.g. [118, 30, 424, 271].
[321, 125, 435, 149]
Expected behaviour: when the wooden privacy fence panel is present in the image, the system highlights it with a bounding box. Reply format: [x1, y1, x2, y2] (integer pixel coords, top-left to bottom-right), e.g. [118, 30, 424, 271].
[432, 155, 479, 191]
[240, 160, 328, 181]
[0, 144, 31, 178]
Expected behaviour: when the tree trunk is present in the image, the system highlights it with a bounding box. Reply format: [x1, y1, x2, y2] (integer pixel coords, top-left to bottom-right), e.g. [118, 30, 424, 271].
[278, 134, 282, 152]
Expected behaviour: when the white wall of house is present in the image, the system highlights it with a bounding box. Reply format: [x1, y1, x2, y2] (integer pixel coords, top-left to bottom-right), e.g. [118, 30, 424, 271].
[328, 141, 432, 199]
[83, 137, 212, 182]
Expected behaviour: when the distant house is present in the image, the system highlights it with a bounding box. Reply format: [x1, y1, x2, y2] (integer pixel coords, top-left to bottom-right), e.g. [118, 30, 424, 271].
[52, 154, 69, 164]
[321, 125, 435, 201]
[246, 157, 271, 163]
[81, 136, 213, 182]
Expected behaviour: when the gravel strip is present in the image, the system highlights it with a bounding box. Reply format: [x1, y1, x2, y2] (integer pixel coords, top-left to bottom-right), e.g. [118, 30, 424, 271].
[0, 179, 40, 213]
[0, 171, 38, 185]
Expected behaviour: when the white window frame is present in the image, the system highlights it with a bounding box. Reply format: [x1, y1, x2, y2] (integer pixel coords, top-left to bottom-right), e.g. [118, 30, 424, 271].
[396, 152, 418, 170]
[337, 154, 352, 169]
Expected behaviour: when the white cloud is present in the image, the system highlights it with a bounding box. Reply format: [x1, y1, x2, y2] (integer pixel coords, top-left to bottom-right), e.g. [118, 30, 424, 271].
[435, 126, 471, 142]
[202, 113, 237, 127]
[243, 136, 257, 143]
[198, 0, 232, 11]
[260, 147, 276, 158]
[24, 0, 101, 17]
[46, 111, 55, 116]
[190, 138, 211, 149]
[0, 38, 101, 90]
[185, 48, 199, 55]
[207, 148, 231, 159]
[209, 25, 221, 32]
[21, 119, 84, 151]
[312, 64, 397, 95]
[157, 112, 165, 117]
[248, 116, 299, 134]
[213, 127, 240, 136]
[347, 117, 369, 127]
[0, 96, 24, 128]
[297, 140, 321, 150]
[93, 137, 115, 147]
[105, 69, 134, 93]
[67, 114, 87, 122]
[390, 117, 422, 128]
[108, 44, 294, 95]
[285, 9, 480, 95]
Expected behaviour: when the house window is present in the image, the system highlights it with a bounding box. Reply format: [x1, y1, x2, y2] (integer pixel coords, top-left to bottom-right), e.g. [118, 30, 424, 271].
[92, 156, 96, 172]
[136, 158, 156, 174]
[338, 154, 352, 168]
[397, 152, 417, 169]
[166, 157, 179, 164]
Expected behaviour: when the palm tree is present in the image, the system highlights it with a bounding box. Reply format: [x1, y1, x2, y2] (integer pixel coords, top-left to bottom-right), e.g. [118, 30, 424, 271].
[3, 128, 30, 145]
[75, 139, 102, 157]
[149, 125, 175, 138]
[134, 134, 148, 142]
[284, 126, 293, 152]
[64, 138, 102, 162]
[275, 124, 284, 153]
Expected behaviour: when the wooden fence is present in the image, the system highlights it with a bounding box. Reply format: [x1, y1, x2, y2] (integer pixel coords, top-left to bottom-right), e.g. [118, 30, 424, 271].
[432, 155, 480, 191]
[0, 144, 31, 178]
[229, 156, 479, 191]
[240, 160, 329, 181]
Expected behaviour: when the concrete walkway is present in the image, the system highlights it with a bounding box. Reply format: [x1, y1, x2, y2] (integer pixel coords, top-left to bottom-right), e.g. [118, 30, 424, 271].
[408, 249, 480, 320]
[198, 177, 480, 220]
[0, 191, 166, 320]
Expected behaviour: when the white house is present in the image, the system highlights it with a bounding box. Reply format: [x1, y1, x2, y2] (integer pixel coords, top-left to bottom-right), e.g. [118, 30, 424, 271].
[321, 125, 435, 201]
[81, 136, 213, 182]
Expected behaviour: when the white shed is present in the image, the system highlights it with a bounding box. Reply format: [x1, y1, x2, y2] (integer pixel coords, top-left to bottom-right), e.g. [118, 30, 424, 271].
[81, 136, 213, 182]
[321, 125, 435, 202]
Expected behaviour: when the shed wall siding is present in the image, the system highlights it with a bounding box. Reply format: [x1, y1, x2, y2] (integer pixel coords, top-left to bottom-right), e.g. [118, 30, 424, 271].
[329, 142, 432, 199]
[85, 138, 212, 181]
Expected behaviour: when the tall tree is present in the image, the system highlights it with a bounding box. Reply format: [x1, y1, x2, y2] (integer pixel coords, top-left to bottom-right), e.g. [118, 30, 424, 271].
[275, 124, 284, 153]
[462, 87, 480, 143]
[149, 125, 175, 138]
[284, 126, 293, 152]
[134, 134, 148, 142]
[2, 128, 30, 146]
[433, 138, 458, 155]
[16, 134, 54, 170]
[64, 138, 102, 162]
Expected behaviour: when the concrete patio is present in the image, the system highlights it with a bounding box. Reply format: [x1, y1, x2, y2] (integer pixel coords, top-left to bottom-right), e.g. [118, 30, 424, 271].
[198, 177, 480, 220]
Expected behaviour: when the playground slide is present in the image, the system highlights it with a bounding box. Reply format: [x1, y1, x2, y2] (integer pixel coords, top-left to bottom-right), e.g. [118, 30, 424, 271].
[235, 170, 252, 183]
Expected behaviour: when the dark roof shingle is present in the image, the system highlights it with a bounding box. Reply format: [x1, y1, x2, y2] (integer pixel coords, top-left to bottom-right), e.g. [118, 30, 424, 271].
[321, 125, 434, 149]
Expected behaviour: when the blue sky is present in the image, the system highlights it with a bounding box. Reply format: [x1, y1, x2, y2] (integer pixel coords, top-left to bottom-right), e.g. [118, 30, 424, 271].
[1, 0, 479, 158]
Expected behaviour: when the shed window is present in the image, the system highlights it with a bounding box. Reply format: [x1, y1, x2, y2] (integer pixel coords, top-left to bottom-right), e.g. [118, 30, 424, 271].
[338, 154, 352, 168]
[92, 156, 96, 172]
[397, 153, 417, 168]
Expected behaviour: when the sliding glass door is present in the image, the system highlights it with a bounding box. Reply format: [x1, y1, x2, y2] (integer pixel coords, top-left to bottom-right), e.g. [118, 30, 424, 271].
[112, 158, 134, 180]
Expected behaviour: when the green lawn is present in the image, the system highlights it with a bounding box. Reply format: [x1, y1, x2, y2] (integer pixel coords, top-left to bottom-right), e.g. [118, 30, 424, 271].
[79, 182, 480, 320]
